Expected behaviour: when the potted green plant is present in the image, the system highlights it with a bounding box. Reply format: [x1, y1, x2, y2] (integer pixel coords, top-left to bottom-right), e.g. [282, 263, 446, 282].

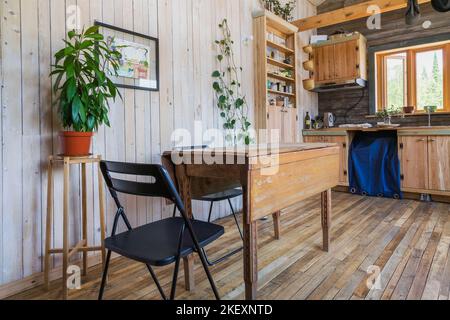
[376, 105, 402, 125]
[51, 26, 122, 156]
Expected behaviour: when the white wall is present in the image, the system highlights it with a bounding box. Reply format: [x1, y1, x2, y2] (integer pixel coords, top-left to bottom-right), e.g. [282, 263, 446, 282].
[0, 0, 317, 287]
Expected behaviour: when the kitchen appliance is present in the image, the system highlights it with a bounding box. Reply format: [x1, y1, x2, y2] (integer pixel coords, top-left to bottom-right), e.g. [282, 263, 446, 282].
[324, 112, 336, 128]
[313, 78, 367, 92]
[432, 0, 450, 12]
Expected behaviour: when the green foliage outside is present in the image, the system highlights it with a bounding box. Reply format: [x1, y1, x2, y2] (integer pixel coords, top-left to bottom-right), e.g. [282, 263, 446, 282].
[417, 52, 443, 110]
[386, 51, 443, 111]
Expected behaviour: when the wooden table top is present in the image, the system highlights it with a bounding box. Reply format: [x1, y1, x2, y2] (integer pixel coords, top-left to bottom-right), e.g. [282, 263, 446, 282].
[164, 143, 338, 158]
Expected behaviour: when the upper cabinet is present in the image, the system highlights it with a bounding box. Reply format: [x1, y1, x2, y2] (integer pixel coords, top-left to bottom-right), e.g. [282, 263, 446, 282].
[304, 34, 368, 92]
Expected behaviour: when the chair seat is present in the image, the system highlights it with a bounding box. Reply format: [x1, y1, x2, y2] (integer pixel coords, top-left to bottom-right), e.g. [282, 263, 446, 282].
[194, 188, 243, 202]
[105, 217, 224, 267]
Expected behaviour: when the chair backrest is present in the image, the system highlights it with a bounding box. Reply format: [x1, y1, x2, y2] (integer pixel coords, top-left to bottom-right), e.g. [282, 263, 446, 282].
[100, 161, 185, 213]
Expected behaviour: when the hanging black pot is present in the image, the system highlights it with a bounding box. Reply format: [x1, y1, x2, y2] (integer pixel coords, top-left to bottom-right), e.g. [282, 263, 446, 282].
[431, 0, 450, 12]
[406, 0, 421, 25]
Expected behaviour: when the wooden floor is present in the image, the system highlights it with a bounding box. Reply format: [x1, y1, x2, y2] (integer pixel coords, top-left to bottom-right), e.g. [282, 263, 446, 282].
[9, 192, 450, 300]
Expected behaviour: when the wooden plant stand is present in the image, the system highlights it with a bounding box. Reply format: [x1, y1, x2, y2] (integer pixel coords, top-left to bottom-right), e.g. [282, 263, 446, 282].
[44, 155, 106, 300]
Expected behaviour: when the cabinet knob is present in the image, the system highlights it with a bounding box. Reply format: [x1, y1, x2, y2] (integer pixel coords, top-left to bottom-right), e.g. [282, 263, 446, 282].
[417, 138, 426, 142]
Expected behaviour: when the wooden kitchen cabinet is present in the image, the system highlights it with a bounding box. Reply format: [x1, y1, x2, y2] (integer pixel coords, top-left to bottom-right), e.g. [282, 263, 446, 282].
[304, 134, 348, 185]
[333, 40, 359, 81]
[398, 136, 429, 190]
[399, 135, 450, 193]
[266, 106, 298, 143]
[281, 108, 298, 144]
[314, 45, 335, 83]
[312, 34, 367, 86]
[428, 136, 450, 191]
[267, 105, 282, 141]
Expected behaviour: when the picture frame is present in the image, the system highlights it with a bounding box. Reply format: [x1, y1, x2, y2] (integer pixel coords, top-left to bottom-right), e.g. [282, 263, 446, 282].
[95, 20, 160, 92]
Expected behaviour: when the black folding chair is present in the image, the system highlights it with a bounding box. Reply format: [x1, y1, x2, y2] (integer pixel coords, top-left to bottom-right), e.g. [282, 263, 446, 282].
[98, 161, 223, 300]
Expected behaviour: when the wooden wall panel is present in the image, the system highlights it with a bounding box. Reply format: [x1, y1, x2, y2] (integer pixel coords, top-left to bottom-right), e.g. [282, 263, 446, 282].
[0, 0, 4, 285]
[2, 0, 24, 283]
[21, 0, 42, 278]
[0, 0, 317, 288]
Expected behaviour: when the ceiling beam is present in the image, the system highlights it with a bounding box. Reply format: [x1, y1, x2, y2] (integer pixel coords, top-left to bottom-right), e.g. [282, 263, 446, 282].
[293, 0, 432, 31]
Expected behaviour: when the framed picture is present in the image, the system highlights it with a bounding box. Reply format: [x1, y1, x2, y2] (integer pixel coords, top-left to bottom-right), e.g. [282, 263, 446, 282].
[95, 21, 159, 92]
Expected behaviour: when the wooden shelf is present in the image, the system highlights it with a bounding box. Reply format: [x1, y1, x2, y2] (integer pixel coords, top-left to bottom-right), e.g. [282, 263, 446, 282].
[267, 57, 295, 70]
[266, 40, 294, 55]
[264, 10, 298, 35]
[267, 72, 295, 83]
[268, 89, 296, 97]
[253, 10, 299, 144]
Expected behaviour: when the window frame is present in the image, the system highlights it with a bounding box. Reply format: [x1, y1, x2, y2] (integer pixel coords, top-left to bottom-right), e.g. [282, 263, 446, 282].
[375, 41, 450, 113]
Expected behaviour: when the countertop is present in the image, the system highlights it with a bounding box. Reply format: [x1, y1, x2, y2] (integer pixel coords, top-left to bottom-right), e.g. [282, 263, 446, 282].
[303, 126, 450, 135]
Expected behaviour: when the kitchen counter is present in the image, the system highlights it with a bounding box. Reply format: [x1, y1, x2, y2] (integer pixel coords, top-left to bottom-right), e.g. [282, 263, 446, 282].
[303, 126, 450, 136]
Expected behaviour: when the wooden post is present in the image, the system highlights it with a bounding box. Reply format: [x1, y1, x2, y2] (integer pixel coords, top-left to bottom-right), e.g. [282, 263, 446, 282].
[272, 211, 281, 240]
[62, 157, 70, 300]
[44, 156, 54, 289]
[321, 189, 332, 252]
[175, 164, 195, 291]
[81, 163, 88, 276]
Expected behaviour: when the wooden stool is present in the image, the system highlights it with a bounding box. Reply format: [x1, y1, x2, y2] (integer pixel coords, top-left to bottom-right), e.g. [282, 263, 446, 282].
[44, 155, 106, 300]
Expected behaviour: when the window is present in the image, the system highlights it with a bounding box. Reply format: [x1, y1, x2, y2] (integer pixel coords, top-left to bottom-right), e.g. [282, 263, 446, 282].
[376, 41, 450, 112]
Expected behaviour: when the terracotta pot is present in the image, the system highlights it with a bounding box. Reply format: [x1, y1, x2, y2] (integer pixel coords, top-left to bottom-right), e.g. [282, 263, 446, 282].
[60, 131, 93, 157]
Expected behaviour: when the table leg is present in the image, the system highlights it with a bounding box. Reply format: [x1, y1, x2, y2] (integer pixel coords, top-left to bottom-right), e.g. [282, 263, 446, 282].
[175, 165, 195, 291]
[241, 171, 258, 300]
[44, 157, 53, 290]
[272, 211, 281, 240]
[183, 255, 195, 290]
[62, 158, 70, 300]
[244, 221, 258, 300]
[321, 189, 332, 252]
[81, 163, 88, 276]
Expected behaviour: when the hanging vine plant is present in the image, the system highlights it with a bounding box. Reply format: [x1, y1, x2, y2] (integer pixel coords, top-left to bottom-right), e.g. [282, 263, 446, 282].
[212, 19, 252, 146]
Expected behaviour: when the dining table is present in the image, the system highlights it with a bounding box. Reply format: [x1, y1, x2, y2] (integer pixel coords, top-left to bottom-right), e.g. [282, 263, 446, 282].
[162, 143, 340, 300]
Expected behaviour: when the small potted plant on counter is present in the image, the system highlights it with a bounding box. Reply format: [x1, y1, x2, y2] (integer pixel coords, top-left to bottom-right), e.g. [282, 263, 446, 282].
[51, 26, 122, 156]
[376, 105, 402, 126]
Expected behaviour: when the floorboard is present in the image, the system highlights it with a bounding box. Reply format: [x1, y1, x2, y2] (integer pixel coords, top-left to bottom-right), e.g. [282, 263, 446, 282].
[7, 192, 450, 300]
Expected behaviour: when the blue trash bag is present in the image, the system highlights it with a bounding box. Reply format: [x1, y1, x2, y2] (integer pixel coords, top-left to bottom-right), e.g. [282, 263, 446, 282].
[349, 131, 403, 199]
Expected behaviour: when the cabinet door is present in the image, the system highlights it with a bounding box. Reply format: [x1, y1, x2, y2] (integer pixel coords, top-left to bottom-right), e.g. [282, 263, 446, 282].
[399, 136, 429, 190]
[428, 136, 450, 191]
[333, 40, 358, 81]
[281, 108, 297, 144]
[314, 45, 335, 84]
[267, 105, 282, 143]
[323, 136, 348, 185]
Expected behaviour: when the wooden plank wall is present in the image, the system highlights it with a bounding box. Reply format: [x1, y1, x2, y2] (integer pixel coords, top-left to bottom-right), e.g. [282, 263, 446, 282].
[0, 0, 317, 288]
